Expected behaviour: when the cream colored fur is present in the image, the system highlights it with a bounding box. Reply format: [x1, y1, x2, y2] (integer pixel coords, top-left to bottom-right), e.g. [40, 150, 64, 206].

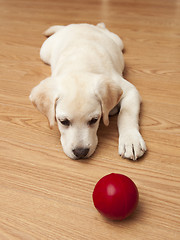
[30, 23, 146, 160]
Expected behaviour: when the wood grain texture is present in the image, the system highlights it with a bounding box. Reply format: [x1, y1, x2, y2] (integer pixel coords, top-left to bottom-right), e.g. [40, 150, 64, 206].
[0, 0, 180, 239]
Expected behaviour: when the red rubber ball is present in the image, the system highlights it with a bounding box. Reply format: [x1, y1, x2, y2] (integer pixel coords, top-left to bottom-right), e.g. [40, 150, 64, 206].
[93, 173, 139, 220]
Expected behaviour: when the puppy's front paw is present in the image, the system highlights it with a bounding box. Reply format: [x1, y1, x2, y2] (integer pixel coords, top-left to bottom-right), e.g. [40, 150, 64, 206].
[119, 129, 146, 160]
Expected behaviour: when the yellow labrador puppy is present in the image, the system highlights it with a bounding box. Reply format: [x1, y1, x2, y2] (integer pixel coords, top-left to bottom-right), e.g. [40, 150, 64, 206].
[30, 23, 146, 160]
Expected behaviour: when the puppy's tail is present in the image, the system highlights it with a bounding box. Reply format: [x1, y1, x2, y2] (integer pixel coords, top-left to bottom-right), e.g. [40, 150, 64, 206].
[43, 25, 64, 37]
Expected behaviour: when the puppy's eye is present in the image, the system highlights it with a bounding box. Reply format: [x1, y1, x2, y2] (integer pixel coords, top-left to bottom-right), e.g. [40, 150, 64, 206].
[59, 119, 70, 126]
[88, 118, 98, 126]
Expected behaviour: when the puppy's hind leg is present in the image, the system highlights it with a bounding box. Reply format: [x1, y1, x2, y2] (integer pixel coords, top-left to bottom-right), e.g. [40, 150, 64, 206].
[40, 25, 65, 65]
[97, 23, 124, 51]
[97, 22, 106, 28]
[43, 25, 65, 37]
[40, 36, 54, 65]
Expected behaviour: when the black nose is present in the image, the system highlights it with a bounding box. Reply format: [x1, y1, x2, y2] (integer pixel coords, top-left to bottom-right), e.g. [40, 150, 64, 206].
[73, 148, 89, 159]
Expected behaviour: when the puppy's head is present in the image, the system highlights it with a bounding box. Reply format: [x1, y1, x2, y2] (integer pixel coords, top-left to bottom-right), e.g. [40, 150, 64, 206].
[30, 75, 122, 159]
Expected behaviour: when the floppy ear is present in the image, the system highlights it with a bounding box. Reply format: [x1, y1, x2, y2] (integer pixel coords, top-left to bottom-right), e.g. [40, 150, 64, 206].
[29, 77, 59, 128]
[96, 79, 123, 126]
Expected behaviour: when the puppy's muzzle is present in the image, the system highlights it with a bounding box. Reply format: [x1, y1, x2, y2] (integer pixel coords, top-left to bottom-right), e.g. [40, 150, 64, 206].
[73, 148, 89, 159]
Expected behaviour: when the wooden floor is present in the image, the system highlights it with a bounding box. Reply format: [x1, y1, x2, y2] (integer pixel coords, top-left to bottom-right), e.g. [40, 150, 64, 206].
[0, 0, 180, 239]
